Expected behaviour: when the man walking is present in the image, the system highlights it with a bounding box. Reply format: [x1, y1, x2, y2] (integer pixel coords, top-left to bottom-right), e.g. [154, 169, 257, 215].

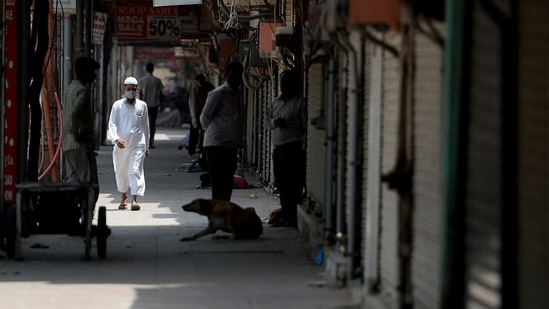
[109, 76, 150, 211]
[139, 62, 164, 148]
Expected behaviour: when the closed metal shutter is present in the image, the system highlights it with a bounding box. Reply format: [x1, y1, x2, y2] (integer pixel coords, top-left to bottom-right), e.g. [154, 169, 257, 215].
[378, 31, 401, 307]
[411, 21, 445, 309]
[307, 62, 326, 204]
[464, 2, 503, 307]
[243, 85, 254, 169]
[260, 80, 273, 186]
[335, 47, 346, 237]
[244, 80, 267, 179]
[517, 1, 549, 307]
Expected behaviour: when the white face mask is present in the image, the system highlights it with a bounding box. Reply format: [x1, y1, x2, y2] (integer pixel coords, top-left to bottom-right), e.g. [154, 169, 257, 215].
[125, 90, 137, 99]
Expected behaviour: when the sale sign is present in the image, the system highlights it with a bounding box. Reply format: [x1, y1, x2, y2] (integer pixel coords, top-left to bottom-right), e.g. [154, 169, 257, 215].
[4, 0, 19, 204]
[93, 12, 108, 44]
[112, 2, 205, 42]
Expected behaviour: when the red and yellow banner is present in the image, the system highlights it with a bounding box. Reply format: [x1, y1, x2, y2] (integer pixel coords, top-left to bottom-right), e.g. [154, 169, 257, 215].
[4, 0, 19, 204]
[111, 1, 207, 42]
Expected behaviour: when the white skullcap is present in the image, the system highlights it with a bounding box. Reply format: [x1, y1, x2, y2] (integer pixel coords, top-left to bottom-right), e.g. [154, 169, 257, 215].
[124, 76, 138, 85]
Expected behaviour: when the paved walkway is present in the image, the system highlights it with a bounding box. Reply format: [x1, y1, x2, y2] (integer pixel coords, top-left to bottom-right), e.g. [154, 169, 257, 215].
[0, 126, 358, 309]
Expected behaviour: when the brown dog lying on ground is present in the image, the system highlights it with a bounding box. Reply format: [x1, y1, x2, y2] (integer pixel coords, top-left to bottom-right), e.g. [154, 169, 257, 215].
[180, 198, 263, 241]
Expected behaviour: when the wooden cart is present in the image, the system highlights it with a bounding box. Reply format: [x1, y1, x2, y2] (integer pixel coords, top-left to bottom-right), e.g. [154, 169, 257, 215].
[5, 182, 110, 260]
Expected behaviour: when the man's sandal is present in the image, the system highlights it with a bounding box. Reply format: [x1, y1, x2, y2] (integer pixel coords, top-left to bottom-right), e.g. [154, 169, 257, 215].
[131, 203, 141, 211]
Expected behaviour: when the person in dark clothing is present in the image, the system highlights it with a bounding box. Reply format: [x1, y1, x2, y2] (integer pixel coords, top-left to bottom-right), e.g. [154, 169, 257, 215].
[264, 70, 307, 227]
[200, 62, 245, 201]
[186, 74, 214, 155]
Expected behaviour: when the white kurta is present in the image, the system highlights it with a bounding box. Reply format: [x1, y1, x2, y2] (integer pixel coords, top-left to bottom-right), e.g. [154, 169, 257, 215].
[109, 98, 150, 196]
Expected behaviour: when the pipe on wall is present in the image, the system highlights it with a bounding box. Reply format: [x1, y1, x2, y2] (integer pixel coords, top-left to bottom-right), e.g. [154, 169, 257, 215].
[379, 5, 415, 306]
[363, 29, 384, 292]
[63, 15, 73, 91]
[441, 0, 467, 307]
[335, 49, 346, 253]
[337, 31, 360, 280]
[323, 58, 336, 244]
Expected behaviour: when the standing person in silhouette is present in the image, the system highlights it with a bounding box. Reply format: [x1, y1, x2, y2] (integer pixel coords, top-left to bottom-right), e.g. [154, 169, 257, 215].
[62, 56, 101, 203]
[264, 70, 307, 227]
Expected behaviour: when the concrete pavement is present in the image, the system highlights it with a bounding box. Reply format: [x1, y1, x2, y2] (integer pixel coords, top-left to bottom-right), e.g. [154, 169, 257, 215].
[0, 126, 358, 309]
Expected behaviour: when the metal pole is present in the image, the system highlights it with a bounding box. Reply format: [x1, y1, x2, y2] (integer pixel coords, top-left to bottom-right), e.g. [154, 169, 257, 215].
[75, 0, 83, 57]
[84, 0, 91, 56]
[63, 15, 73, 90]
[323, 58, 336, 244]
[441, 0, 467, 307]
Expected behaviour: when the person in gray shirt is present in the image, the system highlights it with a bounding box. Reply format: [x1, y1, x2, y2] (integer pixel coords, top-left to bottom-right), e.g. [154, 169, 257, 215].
[139, 63, 164, 148]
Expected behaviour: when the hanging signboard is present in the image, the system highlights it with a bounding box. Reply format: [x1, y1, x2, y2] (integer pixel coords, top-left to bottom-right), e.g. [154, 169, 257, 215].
[4, 0, 19, 204]
[93, 12, 108, 45]
[53, 0, 77, 14]
[111, 0, 207, 42]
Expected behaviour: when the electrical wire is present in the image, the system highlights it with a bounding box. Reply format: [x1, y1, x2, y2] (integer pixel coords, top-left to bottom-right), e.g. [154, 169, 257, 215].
[218, 0, 240, 29]
[38, 92, 63, 181]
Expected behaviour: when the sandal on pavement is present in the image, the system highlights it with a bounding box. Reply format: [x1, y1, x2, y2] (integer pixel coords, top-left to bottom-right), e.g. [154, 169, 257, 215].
[131, 203, 141, 211]
[119, 197, 128, 210]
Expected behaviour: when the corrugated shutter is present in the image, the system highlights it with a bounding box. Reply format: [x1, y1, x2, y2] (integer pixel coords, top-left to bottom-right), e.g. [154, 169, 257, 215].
[307, 62, 325, 204]
[517, 1, 549, 307]
[335, 47, 346, 237]
[260, 80, 273, 186]
[411, 21, 445, 309]
[244, 79, 268, 182]
[464, 2, 503, 307]
[243, 84, 254, 169]
[378, 31, 401, 307]
[347, 30, 367, 278]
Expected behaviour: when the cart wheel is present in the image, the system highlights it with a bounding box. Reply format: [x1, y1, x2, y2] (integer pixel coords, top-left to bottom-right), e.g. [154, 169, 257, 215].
[5, 205, 16, 259]
[97, 206, 108, 258]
